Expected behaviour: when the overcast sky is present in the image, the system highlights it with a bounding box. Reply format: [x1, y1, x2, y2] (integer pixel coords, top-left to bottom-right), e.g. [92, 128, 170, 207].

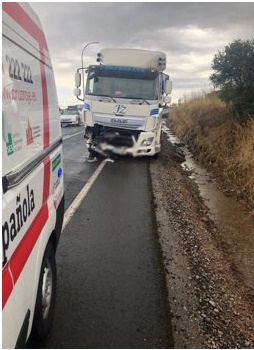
[30, 2, 254, 107]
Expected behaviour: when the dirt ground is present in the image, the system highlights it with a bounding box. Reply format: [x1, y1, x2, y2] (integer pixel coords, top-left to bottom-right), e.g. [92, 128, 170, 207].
[150, 133, 254, 349]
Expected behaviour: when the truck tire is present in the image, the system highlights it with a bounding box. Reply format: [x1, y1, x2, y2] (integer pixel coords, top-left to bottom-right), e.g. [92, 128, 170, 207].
[32, 242, 56, 340]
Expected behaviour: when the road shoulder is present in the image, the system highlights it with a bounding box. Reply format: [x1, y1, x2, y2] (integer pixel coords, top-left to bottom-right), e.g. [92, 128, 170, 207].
[150, 134, 254, 348]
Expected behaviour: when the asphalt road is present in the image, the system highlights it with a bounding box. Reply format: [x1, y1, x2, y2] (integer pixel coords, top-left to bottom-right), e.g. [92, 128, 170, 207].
[29, 126, 173, 349]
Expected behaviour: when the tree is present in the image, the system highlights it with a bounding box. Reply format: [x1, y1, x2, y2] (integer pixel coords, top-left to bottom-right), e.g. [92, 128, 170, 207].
[210, 39, 254, 117]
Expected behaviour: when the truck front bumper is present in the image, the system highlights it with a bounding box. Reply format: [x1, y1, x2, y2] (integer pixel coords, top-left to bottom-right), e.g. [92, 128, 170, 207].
[99, 131, 160, 157]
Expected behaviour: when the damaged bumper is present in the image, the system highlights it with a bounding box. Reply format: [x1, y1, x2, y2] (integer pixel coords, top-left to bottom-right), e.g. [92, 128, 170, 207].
[97, 132, 159, 157]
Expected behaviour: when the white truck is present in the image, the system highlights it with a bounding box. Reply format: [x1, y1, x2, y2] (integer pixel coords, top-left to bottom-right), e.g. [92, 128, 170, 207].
[74, 48, 172, 158]
[2, 3, 64, 348]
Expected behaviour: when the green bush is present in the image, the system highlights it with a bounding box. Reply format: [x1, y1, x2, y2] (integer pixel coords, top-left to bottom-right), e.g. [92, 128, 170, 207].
[210, 39, 254, 118]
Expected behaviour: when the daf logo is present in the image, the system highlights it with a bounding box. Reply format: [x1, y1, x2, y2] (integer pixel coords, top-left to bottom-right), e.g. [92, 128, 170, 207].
[115, 104, 126, 116]
[111, 118, 128, 124]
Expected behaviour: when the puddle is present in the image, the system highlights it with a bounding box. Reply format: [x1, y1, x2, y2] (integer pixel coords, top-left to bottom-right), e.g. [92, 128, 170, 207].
[162, 125, 254, 292]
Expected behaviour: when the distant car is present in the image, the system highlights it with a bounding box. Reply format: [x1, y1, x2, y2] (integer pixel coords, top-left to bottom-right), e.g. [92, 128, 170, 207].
[60, 109, 82, 127]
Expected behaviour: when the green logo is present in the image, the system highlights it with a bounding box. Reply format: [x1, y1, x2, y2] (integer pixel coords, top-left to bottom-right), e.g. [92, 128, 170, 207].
[52, 154, 61, 171]
[2, 113, 14, 156]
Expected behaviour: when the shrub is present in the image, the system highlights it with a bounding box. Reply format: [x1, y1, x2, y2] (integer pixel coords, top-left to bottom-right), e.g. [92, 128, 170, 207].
[210, 39, 254, 118]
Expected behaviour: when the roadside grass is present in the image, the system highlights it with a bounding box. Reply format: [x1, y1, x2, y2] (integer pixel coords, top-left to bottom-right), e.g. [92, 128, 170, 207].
[168, 96, 254, 209]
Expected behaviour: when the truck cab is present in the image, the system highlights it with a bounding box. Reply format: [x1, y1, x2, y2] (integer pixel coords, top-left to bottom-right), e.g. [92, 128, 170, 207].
[74, 48, 172, 158]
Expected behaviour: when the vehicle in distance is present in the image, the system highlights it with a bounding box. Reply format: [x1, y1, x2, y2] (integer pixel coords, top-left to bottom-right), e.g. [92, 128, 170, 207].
[60, 105, 82, 127]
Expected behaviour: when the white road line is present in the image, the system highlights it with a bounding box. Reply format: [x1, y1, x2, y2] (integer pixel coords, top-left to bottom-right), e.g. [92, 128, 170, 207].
[63, 130, 84, 141]
[62, 159, 108, 231]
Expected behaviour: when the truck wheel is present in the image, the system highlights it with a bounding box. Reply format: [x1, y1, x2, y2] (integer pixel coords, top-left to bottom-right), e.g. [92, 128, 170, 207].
[32, 242, 56, 340]
[152, 151, 159, 159]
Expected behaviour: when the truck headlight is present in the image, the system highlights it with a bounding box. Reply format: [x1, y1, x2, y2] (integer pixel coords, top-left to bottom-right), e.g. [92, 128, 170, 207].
[141, 137, 154, 146]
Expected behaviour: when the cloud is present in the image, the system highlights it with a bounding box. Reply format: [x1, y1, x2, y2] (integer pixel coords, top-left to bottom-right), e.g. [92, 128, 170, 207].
[30, 2, 254, 106]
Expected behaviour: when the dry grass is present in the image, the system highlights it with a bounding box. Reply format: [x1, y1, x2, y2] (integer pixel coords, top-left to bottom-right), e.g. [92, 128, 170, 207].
[168, 96, 254, 209]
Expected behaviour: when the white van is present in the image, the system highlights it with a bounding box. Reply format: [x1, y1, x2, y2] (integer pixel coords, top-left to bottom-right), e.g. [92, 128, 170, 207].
[2, 3, 64, 348]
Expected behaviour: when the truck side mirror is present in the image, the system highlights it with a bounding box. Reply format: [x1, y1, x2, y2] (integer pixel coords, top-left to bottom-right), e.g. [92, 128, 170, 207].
[75, 72, 81, 88]
[74, 88, 81, 97]
[165, 80, 172, 95]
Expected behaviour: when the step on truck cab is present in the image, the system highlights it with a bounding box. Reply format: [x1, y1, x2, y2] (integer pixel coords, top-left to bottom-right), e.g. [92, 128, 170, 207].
[2, 3, 64, 348]
[74, 48, 172, 158]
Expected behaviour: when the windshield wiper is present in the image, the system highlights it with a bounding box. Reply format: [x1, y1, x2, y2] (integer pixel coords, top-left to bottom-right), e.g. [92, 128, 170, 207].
[129, 98, 150, 105]
[98, 95, 117, 103]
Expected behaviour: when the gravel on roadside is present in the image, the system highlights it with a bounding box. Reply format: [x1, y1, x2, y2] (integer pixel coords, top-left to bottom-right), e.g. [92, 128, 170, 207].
[150, 133, 254, 349]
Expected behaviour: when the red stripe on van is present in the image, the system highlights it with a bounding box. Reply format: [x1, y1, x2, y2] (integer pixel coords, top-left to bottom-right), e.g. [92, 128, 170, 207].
[40, 62, 50, 149]
[2, 267, 13, 310]
[2, 2, 48, 51]
[2, 204, 49, 309]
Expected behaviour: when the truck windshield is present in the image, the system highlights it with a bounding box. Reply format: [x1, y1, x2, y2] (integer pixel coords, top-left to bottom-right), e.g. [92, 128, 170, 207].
[86, 66, 159, 100]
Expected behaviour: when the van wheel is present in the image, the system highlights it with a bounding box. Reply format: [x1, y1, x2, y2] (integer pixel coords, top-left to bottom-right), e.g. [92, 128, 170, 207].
[32, 242, 56, 340]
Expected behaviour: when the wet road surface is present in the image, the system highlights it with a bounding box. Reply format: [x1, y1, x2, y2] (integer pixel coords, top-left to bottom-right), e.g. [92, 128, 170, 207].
[61, 126, 100, 209]
[28, 128, 173, 348]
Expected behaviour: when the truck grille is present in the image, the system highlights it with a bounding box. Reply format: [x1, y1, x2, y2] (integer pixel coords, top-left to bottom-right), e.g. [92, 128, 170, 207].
[95, 125, 140, 147]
